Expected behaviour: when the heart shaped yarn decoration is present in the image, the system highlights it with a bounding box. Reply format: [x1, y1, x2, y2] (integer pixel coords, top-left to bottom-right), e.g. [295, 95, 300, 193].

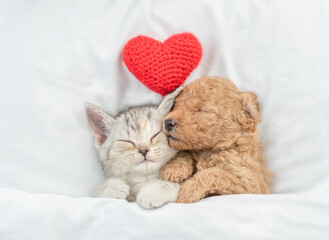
[122, 33, 202, 96]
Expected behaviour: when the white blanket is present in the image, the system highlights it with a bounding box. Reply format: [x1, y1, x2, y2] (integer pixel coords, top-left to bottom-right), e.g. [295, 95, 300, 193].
[1, 188, 329, 240]
[0, 0, 329, 239]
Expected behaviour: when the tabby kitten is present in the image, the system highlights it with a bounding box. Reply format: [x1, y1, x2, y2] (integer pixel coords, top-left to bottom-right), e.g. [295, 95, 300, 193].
[86, 87, 182, 209]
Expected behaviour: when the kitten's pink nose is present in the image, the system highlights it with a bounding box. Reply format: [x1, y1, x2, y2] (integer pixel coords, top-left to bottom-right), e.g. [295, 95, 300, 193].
[139, 148, 149, 157]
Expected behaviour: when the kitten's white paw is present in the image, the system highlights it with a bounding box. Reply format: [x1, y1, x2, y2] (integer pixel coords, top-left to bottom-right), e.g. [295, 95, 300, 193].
[95, 178, 130, 199]
[137, 188, 166, 209]
[137, 181, 181, 209]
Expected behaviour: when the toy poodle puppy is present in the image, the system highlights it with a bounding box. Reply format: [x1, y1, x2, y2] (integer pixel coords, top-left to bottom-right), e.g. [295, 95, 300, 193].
[161, 76, 271, 203]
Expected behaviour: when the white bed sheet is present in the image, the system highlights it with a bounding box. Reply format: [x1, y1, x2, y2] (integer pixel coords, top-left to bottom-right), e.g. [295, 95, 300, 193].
[1, 187, 329, 240]
[1, 0, 329, 239]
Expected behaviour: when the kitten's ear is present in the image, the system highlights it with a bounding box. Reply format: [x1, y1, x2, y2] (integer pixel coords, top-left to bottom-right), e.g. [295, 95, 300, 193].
[157, 86, 184, 116]
[85, 103, 115, 145]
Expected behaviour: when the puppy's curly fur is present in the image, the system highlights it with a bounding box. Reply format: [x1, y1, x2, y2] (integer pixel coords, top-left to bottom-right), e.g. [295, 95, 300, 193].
[161, 76, 271, 203]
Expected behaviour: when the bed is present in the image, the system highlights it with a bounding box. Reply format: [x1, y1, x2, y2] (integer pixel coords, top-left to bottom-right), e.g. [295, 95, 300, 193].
[1, 0, 329, 239]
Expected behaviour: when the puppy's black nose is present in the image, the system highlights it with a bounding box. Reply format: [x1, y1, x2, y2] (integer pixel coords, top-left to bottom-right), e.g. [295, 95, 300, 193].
[139, 148, 149, 157]
[165, 119, 176, 132]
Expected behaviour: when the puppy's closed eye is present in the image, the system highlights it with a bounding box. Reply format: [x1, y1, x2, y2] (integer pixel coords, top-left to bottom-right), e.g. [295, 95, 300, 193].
[196, 107, 214, 113]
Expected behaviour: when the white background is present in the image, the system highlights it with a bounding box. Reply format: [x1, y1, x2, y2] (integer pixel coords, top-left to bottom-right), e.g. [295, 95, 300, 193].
[0, 0, 329, 239]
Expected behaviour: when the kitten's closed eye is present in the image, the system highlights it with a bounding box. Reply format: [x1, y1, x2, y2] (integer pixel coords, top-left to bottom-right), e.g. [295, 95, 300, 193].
[117, 140, 136, 147]
[151, 131, 162, 143]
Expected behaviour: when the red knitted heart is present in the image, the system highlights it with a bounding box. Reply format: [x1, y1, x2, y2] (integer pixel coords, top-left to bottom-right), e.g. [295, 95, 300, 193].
[122, 33, 202, 96]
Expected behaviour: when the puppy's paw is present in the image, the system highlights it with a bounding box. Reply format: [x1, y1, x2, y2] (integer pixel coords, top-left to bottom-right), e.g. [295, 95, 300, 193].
[161, 164, 191, 183]
[176, 180, 203, 203]
[95, 178, 130, 199]
[137, 181, 180, 209]
[161, 152, 194, 183]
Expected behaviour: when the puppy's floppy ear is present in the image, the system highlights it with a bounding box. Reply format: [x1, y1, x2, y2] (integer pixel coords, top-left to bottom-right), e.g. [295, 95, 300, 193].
[238, 91, 261, 131]
[85, 103, 115, 146]
[157, 86, 184, 117]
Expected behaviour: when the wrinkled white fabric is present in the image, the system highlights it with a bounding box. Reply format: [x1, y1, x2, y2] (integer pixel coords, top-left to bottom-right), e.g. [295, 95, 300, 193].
[0, 0, 329, 239]
[0, 188, 329, 240]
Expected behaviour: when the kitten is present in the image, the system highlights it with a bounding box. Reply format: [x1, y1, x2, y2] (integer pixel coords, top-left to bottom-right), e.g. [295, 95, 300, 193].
[85, 87, 183, 209]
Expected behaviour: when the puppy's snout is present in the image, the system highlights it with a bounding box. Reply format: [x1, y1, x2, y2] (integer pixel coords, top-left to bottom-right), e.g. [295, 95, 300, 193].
[164, 118, 176, 132]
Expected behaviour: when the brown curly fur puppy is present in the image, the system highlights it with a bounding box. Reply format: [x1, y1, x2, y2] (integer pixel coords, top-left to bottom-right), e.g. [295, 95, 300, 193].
[160, 76, 271, 203]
